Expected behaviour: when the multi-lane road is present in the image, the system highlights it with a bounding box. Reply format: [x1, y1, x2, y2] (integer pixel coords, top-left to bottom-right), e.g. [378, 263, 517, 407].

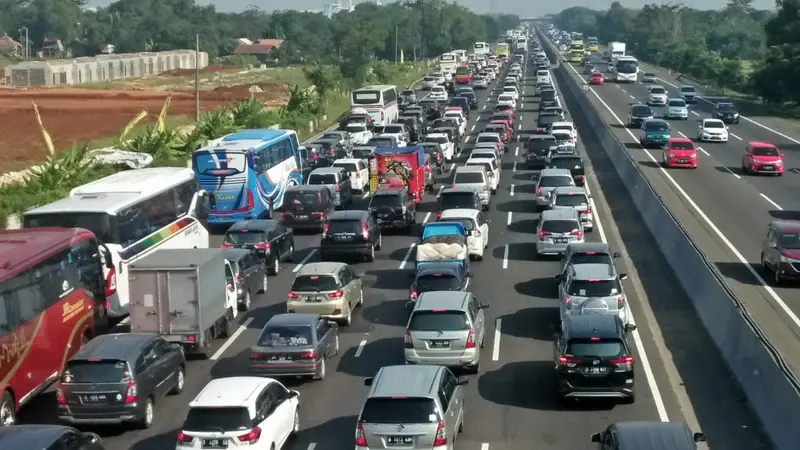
[559, 53, 800, 384]
[17, 55, 768, 449]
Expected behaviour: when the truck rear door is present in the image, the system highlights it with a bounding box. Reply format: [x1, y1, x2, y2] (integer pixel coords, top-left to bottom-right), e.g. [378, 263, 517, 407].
[130, 270, 199, 335]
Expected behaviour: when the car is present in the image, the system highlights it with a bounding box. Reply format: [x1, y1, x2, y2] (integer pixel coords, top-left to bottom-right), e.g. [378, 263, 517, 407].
[400, 89, 417, 104]
[501, 85, 519, 101]
[761, 219, 800, 284]
[404, 292, 489, 372]
[307, 166, 354, 208]
[641, 71, 657, 83]
[471, 148, 502, 166]
[550, 121, 577, 141]
[535, 168, 576, 209]
[344, 121, 373, 145]
[419, 142, 445, 173]
[368, 187, 417, 232]
[497, 93, 516, 108]
[453, 166, 491, 211]
[550, 130, 576, 157]
[525, 135, 557, 169]
[408, 262, 472, 309]
[679, 85, 697, 103]
[368, 133, 404, 148]
[448, 97, 471, 117]
[540, 87, 558, 108]
[280, 185, 336, 233]
[535, 81, 551, 95]
[221, 219, 295, 275]
[713, 101, 740, 123]
[664, 98, 688, 120]
[223, 249, 268, 310]
[379, 123, 411, 145]
[178, 377, 300, 450]
[662, 137, 698, 169]
[547, 153, 586, 186]
[553, 315, 636, 403]
[320, 210, 382, 262]
[494, 103, 516, 118]
[421, 76, 437, 90]
[440, 208, 490, 260]
[490, 111, 514, 131]
[0, 425, 104, 450]
[459, 91, 479, 109]
[625, 103, 653, 128]
[249, 313, 340, 379]
[472, 75, 488, 89]
[559, 241, 621, 275]
[535, 208, 584, 256]
[639, 119, 671, 149]
[591, 421, 707, 449]
[57, 333, 186, 428]
[436, 186, 481, 219]
[475, 132, 505, 153]
[424, 132, 456, 161]
[397, 116, 424, 142]
[356, 365, 468, 449]
[696, 118, 729, 142]
[431, 72, 446, 84]
[429, 85, 448, 101]
[549, 186, 593, 231]
[589, 72, 604, 85]
[542, 106, 566, 120]
[465, 157, 500, 193]
[741, 141, 784, 175]
[487, 121, 512, 143]
[443, 110, 468, 134]
[287, 262, 364, 325]
[536, 111, 561, 133]
[646, 85, 668, 106]
[332, 158, 370, 193]
[558, 262, 630, 324]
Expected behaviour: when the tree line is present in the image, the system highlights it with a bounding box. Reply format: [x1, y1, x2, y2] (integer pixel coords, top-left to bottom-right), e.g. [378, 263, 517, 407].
[551, 1, 800, 104]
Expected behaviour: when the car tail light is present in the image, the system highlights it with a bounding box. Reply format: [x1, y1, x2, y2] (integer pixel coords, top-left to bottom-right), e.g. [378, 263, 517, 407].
[322, 222, 330, 237]
[465, 328, 476, 349]
[124, 380, 137, 404]
[248, 352, 264, 360]
[361, 221, 370, 240]
[570, 229, 584, 240]
[234, 275, 244, 284]
[298, 351, 316, 360]
[538, 231, 551, 241]
[177, 431, 194, 444]
[105, 266, 117, 297]
[220, 242, 235, 249]
[482, 184, 488, 191]
[617, 295, 626, 308]
[56, 385, 66, 405]
[254, 242, 270, 250]
[537, 186, 542, 195]
[328, 289, 345, 299]
[410, 290, 418, 299]
[610, 355, 634, 371]
[436, 212, 442, 219]
[355, 422, 368, 447]
[280, 212, 287, 218]
[557, 355, 580, 367]
[313, 211, 325, 217]
[404, 329, 413, 348]
[237, 426, 262, 443]
[433, 420, 448, 446]
[473, 229, 481, 237]
[288, 291, 300, 299]
[564, 296, 572, 305]
[581, 207, 592, 215]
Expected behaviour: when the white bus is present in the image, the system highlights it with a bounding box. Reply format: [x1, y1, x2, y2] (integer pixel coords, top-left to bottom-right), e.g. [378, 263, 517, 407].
[473, 42, 489, 56]
[516, 37, 528, 51]
[438, 52, 458, 76]
[615, 56, 639, 82]
[350, 85, 399, 126]
[23, 167, 210, 318]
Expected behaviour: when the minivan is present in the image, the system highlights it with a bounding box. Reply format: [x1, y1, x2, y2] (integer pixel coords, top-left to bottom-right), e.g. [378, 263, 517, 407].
[222, 248, 267, 311]
[535, 208, 584, 257]
[280, 185, 336, 232]
[536, 70, 551, 84]
[558, 263, 630, 324]
[591, 421, 707, 449]
[453, 166, 491, 211]
[307, 166, 354, 208]
[535, 168, 576, 209]
[526, 135, 557, 169]
[549, 186, 593, 231]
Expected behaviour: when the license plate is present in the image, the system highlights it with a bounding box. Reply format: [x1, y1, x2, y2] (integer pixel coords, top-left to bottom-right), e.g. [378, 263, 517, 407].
[430, 340, 450, 348]
[269, 355, 290, 362]
[202, 439, 228, 448]
[308, 296, 322, 303]
[387, 436, 414, 445]
[586, 367, 609, 374]
[334, 234, 351, 240]
[679, 159, 688, 163]
[553, 238, 568, 244]
[761, 166, 774, 170]
[217, 216, 231, 221]
[296, 214, 309, 220]
[82, 394, 106, 403]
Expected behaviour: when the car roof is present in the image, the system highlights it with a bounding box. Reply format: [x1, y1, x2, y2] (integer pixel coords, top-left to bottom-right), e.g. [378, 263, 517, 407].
[477, 132, 501, 137]
[667, 97, 686, 102]
[286, 184, 327, 193]
[266, 312, 320, 327]
[74, 333, 155, 362]
[310, 167, 344, 174]
[374, 187, 405, 195]
[329, 210, 369, 220]
[441, 186, 477, 194]
[440, 208, 480, 219]
[455, 165, 485, 173]
[553, 186, 587, 196]
[702, 118, 724, 123]
[539, 168, 572, 177]
[296, 262, 346, 275]
[551, 121, 574, 127]
[649, 84, 664, 89]
[0, 425, 78, 448]
[191, 376, 273, 408]
[333, 158, 363, 164]
[567, 242, 611, 254]
[415, 291, 470, 310]
[563, 315, 622, 339]
[749, 141, 777, 148]
[770, 219, 800, 234]
[614, 421, 697, 448]
[669, 137, 693, 144]
[367, 365, 443, 398]
[571, 263, 617, 279]
[227, 220, 278, 233]
[541, 208, 579, 220]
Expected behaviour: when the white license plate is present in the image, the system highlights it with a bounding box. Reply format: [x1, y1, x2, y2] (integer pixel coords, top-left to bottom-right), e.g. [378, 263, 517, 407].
[586, 367, 609, 374]
[553, 238, 568, 244]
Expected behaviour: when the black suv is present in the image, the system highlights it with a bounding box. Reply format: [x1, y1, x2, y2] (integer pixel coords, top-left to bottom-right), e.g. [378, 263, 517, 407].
[525, 135, 557, 169]
[547, 154, 586, 186]
[368, 187, 417, 232]
[712, 101, 740, 124]
[0, 425, 105, 450]
[553, 315, 637, 404]
[57, 333, 186, 429]
[320, 210, 382, 262]
[222, 219, 295, 274]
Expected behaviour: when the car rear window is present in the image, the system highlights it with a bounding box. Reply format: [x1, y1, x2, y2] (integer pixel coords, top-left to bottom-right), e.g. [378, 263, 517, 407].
[370, 194, 401, 208]
[555, 194, 587, 207]
[285, 191, 321, 206]
[183, 407, 253, 432]
[454, 172, 485, 184]
[328, 219, 363, 234]
[439, 192, 477, 209]
[566, 339, 625, 358]
[425, 136, 448, 145]
[477, 135, 499, 143]
[224, 230, 267, 244]
[416, 273, 461, 291]
[360, 397, 439, 424]
[570, 253, 613, 265]
[292, 274, 338, 292]
[333, 163, 358, 173]
[567, 279, 621, 296]
[541, 219, 580, 234]
[467, 161, 493, 173]
[440, 218, 475, 231]
[539, 176, 574, 187]
[550, 158, 582, 169]
[258, 325, 313, 347]
[308, 173, 337, 185]
[409, 310, 469, 331]
[63, 360, 127, 383]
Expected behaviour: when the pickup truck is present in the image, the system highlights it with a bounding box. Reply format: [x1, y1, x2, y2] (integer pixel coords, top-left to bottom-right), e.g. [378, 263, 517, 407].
[416, 222, 469, 272]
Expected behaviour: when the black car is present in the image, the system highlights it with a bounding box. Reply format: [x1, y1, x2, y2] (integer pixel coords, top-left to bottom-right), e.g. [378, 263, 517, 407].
[540, 88, 558, 108]
[436, 187, 481, 219]
[419, 142, 445, 173]
[553, 315, 637, 404]
[58, 333, 186, 428]
[223, 219, 295, 274]
[352, 145, 376, 163]
[458, 92, 478, 110]
[536, 113, 560, 133]
[397, 116, 423, 142]
[320, 210, 382, 262]
[309, 138, 348, 158]
[368, 187, 417, 232]
[447, 97, 471, 118]
[525, 135, 557, 169]
[407, 262, 472, 310]
[547, 154, 586, 186]
[0, 425, 105, 450]
[418, 99, 441, 120]
[627, 104, 654, 128]
[713, 101, 740, 124]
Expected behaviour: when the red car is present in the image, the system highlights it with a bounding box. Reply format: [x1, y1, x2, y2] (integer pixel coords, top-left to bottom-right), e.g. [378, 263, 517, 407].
[490, 113, 514, 131]
[742, 141, 784, 175]
[494, 104, 516, 118]
[484, 124, 510, 143]
[662, 138, 697, 168]
[589, 72, 604, 85]
[489, 120, 513, 142]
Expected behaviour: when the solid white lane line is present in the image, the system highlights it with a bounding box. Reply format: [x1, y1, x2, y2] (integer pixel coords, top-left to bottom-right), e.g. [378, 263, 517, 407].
[293, 249, 318, 272]
[730, 132, 742, 141]
[760, 193, 783, 210]
[696, 146, 710, 156]
[492, 319, 502, 361]
[722, 166, 741, 179]
[502, 244, 509, 269]
[507, 211, 512, 225]
[423, 212, 432, 223]
[354, 339, 367, 357]
[398, 244, 416, 270]
[510, 184, 515, 196]
[210, 317, 254, 360]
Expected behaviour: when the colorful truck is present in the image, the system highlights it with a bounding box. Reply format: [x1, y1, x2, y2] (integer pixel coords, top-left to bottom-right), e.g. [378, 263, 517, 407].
[373, 146, 426, 203]
[416, 222, 469, 271]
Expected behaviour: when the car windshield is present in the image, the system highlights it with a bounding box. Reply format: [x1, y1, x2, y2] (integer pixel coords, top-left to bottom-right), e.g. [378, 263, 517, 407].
[780, 233, 800, 249]
[704, 121, 725, 129]
[555, 194, 587, 207]
[752, 146, 780, 156]
[569, 253, 613, 265]
[541, 219, 581, 233]
[370, 194, 401, 208]
[718, 103, 736, 112]
[670, 141, 694, 150]
[360, 397, 439, 424]
[258, 325, 313, 347]
[454, 172, 485, 184]
[645, 121, 669, 131]
[409, 310, 470, 331]
[566, 339, 625, 358]
[539, 175, 574, 187]
[416, 273, 461, 291]
[224, 231, 267, 245]
[680, 87, 696, 93]
[668, 100, 686, 107]
[183, 407, 253, 432]
[650, 87, 665, 94]
[567, 279, 621, 296]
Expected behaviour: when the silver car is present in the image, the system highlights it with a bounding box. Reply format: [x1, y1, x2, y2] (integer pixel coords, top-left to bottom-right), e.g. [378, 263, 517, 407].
[647, 85, 668, 106]
[358, 365, 467, 449]
[535, 209, 584, 257]
[559, 242, 620, 275]
[535, 168, 575, 208]
[549, 186, 593, 231]
[557, 263, 630, 325]
[453, 165, 491, 210]
[404, 291, 488, 373]
[664, 98, 688, 120]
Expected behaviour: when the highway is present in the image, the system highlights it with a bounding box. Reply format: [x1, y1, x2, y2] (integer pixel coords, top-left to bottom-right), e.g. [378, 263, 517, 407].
[17, 55, 768, 449]
[558, 53, 800, 385]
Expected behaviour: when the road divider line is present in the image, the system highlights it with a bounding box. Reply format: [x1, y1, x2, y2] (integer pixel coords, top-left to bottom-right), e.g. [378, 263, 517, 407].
[730, 132, 742, 140]
[515, 146, 519, 156]
[354, 339, 367, 358]
[210, 317, 254, 360]
[760, 193, 783, 210]
[629, 94, 635, 100]
[520, 102, 524, 108]
[690, 111, 700, 116]
[398, 244, 416, 270]
[361, 191, 370, 199]
[512, 161, 517, 172]
[696, 146, 710, 156]
[721, 166, 741, 179]
[791, 168, 800, 175]
[293, 249, 318, 272]
[422, 212, 431, 223]
[510, 184, 515, 196]
[677, 131, 687, 138]
[506, 211, 512, 225]
[306, 444, 317, 450]
[502, 244, 509, 269]
[492, 319, 502, 361]
[449, 163, 456, 172]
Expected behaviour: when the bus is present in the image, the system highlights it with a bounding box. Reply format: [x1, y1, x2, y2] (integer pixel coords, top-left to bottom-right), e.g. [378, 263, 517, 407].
[0, 227, 107, 425]
[615, 56, 639, 82]
[350, 85, 399, 126]
[516, 36, 528, 51]
[452, 49, 467, 61]
[473, 42, 489, 56]
[494, 42, 510, 58]
[193, 129, 305, 225]
[587, 36, 600, 52]
[570, 43, 585, 63]
[571, 32, 584, 46]
[23, 168, 209, 319]
[438, 52, 458, 76]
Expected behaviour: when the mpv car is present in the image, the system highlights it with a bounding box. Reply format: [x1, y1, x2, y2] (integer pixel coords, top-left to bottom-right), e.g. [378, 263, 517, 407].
[535, 209, 584, 257]
[320, 210, 382, 262]
[439, 208, 490, 261]
[368, 187, 417, 232]
[357, 365, 468, 449]
[560, 242, 620, 275]
[549, 186, 593, 231]
[0, 425, 104, 450]
[547, 154, 585, 186]
[404, 292, 488, 373]
[408, 263, 472, 310]
[222, 219, 295, 274]
[526, 135, 557, 169]
[287, 262, 363, 325]
[222, 248, 267, 311]
[535, 168, 575, 209]
[280, 185, 336, 232]
[436, 187, 481, 219]
[553, 315, 637, 403]
[464, 157, 499, 193]
[452, 166, 491, 211]
[591, 421, 707, 449]
[761, 219, 800, 284]
[307, 166, 354, 208]
[557, 263, 630, 324]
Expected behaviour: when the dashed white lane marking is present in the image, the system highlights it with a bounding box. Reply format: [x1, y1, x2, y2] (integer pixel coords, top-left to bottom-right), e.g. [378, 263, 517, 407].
[306, 444, 317, 450]
[422, 212, 432, 223]
[520, 102, 524, 108]
[210, 317, 253, 360]
[354, 339, 367, 358]
[449, 163, 456, 172]
[512, 161, 517, 172]
[502, 244, 509, 269]
[690, 111, 699, 116]
[721, 166, 741, 179]
[510, 184, 515, 196]
[629, 94, 635, 100]
[506, 211, 512, 225]
[696, 146, 710, 156]
[760, 193, 783, 210]
[515, 146, 519, 156]
[293, 249, 318, 272]
[492, 319, 502, 361]
[730, 132, 742, 140]
[470, 124, 475, 132]
[361, 191, 370, 199]
[482, 104, 487, 110]
[398, 244, 416, 270]
[677, 131, 687, 138]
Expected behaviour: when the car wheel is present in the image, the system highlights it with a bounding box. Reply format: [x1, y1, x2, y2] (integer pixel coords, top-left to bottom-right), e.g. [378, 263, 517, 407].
[314, 357, 327, 380]
[169, 367, 185, 395]
[0, 391, 16, 426]
[376, 234, 382, 250]
[468, 361, 480, 374]
[139, 397, 154, 429]
[292, 408, 300, 436]
[239, 289, 252, 311]
[366, 245, 375, 262]
[260, 273, 268, 295]
[284, 241, 295, 262]
[333, 333, 340, 356]
[761, 252, 770, 273]
[357, 288, 364, 307]
[343, 306, 352, 326]
[774, 266, 782, 285]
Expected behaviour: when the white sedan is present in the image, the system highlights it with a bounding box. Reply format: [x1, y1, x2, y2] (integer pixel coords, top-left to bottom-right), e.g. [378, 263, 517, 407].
[429, 86, 448, 101]
[439, 208, 490, 261]
[696, 118, 729, 142]
[497, 93, 516, 108]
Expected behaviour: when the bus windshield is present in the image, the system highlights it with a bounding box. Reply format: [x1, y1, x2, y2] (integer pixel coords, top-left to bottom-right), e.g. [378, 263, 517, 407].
[352, 90, 381, 105]
[193, 151, 247, 176]
[617, 60, 638, 74]
[440, 54, 455, 62]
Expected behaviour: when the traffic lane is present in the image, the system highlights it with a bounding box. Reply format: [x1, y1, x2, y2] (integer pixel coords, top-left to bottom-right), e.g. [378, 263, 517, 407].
[599, 72, 800, 211]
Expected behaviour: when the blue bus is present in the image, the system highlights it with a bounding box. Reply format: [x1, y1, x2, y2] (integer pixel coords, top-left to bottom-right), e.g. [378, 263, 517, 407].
[192, 129, 303, 225]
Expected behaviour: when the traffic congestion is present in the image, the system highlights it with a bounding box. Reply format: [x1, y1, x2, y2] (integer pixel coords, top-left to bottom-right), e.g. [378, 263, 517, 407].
[0, 23, 760, 450]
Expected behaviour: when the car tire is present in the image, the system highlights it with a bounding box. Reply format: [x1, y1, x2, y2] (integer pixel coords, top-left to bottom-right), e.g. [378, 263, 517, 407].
[314, 357, 327, 380]
[139, 397, 155, 429]
[0, 391, 17, 427]
[774, 266, 782, 285]
[268, 256, 280, 276]
[239, 290, 252, 311]
[366, 245, 375, 262]
[467, 361, 480, 374]
[284, 241, 295, 262]
[376, 234, 382, 250]
[169, 367, 185, 395]
[291, 408, 300, 436]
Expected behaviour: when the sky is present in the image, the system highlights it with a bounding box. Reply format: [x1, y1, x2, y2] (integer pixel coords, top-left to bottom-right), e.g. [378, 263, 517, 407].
[85, 0, 776, 16]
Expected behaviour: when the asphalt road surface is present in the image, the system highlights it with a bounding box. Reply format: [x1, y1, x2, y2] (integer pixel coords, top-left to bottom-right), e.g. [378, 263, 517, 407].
[15, 57, 770, 449]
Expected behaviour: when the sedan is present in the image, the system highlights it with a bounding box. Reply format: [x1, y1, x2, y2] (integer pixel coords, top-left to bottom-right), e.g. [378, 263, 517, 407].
[696, 118, 728, 142]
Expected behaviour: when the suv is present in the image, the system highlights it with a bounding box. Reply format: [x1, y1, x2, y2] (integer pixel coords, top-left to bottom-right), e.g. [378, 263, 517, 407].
[549, 186, 593, 231]
[436, 186, 481, 219]
[320, 210, 382, 262]
[307, 166, 354, 208]
[404, 292, 489, 373]
[547, 154, 585, 186]
[408, 263, 472, 310]
[357, 365, 468, 449]
[560, 242, 620, 275]
[535, 168, 575, 209]
[761, 219, 800, 284]
[280, 185, 336, 232]
[525, 135, 557, 169]
[368, 187, 417, 232]
[57, 333, 186, 428]
[553, 315, 637, 404]
[557, 263, 630, 324]
[591, 421, 707, 449]
[535, 209, 584, 257]
[0, 425, 104, 450]
[452, 166, 491, 211]
[288, 262, 364, 325]
[222, 219, 295, 275]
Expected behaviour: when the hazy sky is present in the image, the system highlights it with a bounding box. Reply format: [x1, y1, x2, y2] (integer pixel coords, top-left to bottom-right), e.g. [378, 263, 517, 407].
[85, 0, 776, 16]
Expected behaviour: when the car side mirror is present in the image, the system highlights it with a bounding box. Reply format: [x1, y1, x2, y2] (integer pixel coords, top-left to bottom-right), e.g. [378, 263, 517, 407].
[624, 324, 637, 332]
[456, 375, 470, 385]
[619, 273, 629, 280]
[289, 389, 300, 398]
[693, 432, 707, 442]
[466, 272, 474, 278]
[363, 377, 374, 386]
[554, 274, 562, 280]
[226, 284, 235, 292]
[591, 432, 603, 443]
[480, 302, 490, 309]
[328, 320, 339, 329]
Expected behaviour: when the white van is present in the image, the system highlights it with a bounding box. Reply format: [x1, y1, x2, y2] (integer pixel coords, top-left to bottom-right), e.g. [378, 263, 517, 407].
[536, 70, 552, 85]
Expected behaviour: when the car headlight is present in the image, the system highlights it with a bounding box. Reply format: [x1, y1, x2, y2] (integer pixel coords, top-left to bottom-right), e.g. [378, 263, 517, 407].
[780, 255, 791, 263]
[733, 113, 739, 117]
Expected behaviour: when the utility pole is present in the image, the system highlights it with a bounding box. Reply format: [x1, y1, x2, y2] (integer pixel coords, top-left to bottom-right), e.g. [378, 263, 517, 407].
[18, 27, 29, 58]
[195, 34, 200, 122]
[394, 25, 399, 64]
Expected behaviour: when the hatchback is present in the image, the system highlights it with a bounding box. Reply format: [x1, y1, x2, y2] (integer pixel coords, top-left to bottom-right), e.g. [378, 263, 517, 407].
[557, 263, 629, 324]
[535, 209, 584, 257]
[287, 262, 364, 325]
[549, 186, 593, 231]
[662, 138, 697, 168]
[221, 219, 295, 274]
[526, 135, 557, 169]
[465, 157, 499, 193]
[664, 98, 688, 120]
[404, 292, 489, 373]
[535, 168, 575, 208]
[742, 141, 784, 175]
[761, 219, 800, 284]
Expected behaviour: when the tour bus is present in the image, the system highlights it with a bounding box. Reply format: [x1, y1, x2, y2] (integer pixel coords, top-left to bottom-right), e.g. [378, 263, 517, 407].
[615, 56, 639, 82]
[0, 227, 108, 426]
[495, 42, 510, 58]
[23, 167, 209, 319]
[473, 41, 489, 56]
[516, 36, 528, 51]
[439, 52, 458, 75]
[570, 43, 585, 63]
[350, 85, 400, 126]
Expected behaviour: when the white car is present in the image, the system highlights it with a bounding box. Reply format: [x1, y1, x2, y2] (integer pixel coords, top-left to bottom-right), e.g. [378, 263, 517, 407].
[465, 157, 500, 193]
[443, 111, 467, 135]
[536, 70, 551, 84]
[431, 72, 446, 84]
[696, 118, 729, 142]
[429, 86, 448, 101]
[372, 132, 406, 147]
[380, 124, 410, 144]
[439, 208, 489, 260]
[421, 76, 437, 90]
[344, 123, 373, 145]
[501, 86, 519, 101]
[504, 76, 517, 85]
[550, 121, 577, 141]
[424, 133, 455, 161]
[471, 148, 502, 166]
[332, 158, 369, 193]
[497, 93, 516, 108]
[647, 85, 668, 106]
[475, 132, 504, 152]
[473, 76, 488, 89]
[177, 377, 299, 450]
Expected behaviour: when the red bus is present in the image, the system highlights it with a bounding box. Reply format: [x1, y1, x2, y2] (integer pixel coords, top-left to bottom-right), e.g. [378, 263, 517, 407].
[0, 228, 107, 426]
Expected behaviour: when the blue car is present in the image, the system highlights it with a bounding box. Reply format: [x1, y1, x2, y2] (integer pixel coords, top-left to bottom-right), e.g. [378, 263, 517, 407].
[639, 119, 671, 149]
